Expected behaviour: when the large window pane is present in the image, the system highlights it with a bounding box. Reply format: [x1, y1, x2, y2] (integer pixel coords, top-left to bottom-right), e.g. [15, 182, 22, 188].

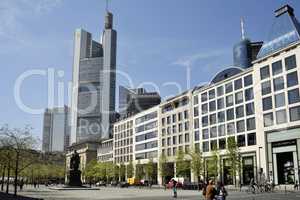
[236, 120, 245, 133]
[244, 75, 253, 86]
[261, 81, 271, 95]
[290, 106, 300, 121]
[246, 102, 255, 115]
[273, 76, 284, 91]
[263, 112, 273, 127]
[209, 89, 216, 99]
[201, 92, 207, 102]
[217, 98, 225, 109]
[209, 101, 216, 112]
[245, 88, 254, 101]
[247, 133, 256, 146]
[209, 114, 217, 125]
[202, 116, 208, 127]
[225, 82, 233, 93]
[246, 118, 256, 130]
[260, 65, 270, 80]
[275, 92, 285, 108]
[210, 127, 217, 138]
[276, 109, 287, 124]
[285, 55, 297, 71]
[203, 141, 209, 152]
[235, 91, 243, 104]
[227, 122, 235, 135]
[217, 86, 224, 96]
[226, 95, 234, 107]
[272, 60, 283, 75]
[263, 97, 273, 111]
[202, 129, 209, 140]
[217, 111, 225, 123]
[218, 124, 225, 136]
[234, 78, 243, 90]
[219, 139, 226, 150]
[226, 108, 234, 121]
[288, 89, 300, 104]
[287, 71, 298, 87]
[236, 105, 244, 118]
[237, 135, 246, 147]
[194, 131, 200, 141]
[202, 103, 208, 114]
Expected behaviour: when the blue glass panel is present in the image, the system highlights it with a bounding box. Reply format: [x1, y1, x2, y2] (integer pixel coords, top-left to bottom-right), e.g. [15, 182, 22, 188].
[257, 13, 300, 59]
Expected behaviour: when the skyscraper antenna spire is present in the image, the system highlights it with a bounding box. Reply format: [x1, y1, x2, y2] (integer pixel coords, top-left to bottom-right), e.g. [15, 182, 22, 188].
[241, 17, 245, 40]
[106, 0, 109, 12]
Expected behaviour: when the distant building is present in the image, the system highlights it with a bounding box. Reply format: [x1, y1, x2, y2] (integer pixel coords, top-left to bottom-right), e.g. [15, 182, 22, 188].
[42, 106, 70, 152]
[70, 11, 117, 144]
[119, 86, 161, 117]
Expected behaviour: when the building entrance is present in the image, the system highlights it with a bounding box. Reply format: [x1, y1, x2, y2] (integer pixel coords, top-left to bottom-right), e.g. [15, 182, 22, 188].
[242, 156, 254, 185]
[276, 152, 295, 184]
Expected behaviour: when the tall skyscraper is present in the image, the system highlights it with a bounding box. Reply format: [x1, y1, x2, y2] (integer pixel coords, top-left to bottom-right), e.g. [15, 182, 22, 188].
[119, 86, 161, 117]
[70, 11, 117, 145]
[42, 106, 70, 152]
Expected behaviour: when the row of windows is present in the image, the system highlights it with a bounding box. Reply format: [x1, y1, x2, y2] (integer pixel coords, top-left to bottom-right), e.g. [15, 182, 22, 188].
[114, 121, 133, 133]
[114, 138, 133, 148]
[260, 55, 297, 80]
[162, 145, 190, 157]
[200, 117, 256, 140]
[135, 151, 157, 160]
[162, 110, 189, 126]
[264, 105, 300, 127]
[135, 121, 157, 133]
[135, 111, 157, 125]
[162, 133, 190, 147]
[262, 89, 300, 111]
[135, 141, 158, 151]
[135, 131, 157, 142]
[201, 133, 256, 152]
[200, 75, 253, 102]
[201, 103, 255, 127]
[114, 155, 133, 163]
[115, 129, 133, 140]
[114, 146, 133, 155]
[200, 88, 254, 114]
[162, 121, 189, 135]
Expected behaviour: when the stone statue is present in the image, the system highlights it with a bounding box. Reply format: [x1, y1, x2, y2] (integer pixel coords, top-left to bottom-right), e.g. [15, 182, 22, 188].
[70, 150, 80, 170]
[68, 150, 82, 187]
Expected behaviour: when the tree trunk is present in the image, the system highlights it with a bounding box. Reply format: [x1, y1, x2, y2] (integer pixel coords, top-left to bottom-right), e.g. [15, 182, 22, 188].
[1, 165, 6, 191]
[14, 152, 19, 196]
[6, 159, 10, 194]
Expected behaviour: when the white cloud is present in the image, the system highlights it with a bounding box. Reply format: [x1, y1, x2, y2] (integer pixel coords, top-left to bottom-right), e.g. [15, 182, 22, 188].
[172, 49, 227, 67]
[0, 0, 63, 44]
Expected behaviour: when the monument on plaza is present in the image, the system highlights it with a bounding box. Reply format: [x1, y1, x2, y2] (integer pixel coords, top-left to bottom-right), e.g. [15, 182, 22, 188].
[67, 150, 82, 186]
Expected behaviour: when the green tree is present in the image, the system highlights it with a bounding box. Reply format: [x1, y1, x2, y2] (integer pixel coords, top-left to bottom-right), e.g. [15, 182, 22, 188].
[175, 149, 190, 178]
[113, 164, 120, 181]
[119, 164, 126, 181]
[207, 146, 219, 182]
[135, 161, 144, 181]
[189, 148, 203, 182]
[227, 137, 241, 187]
[84, 160, 98, 183]
[126, 160, 134, 178]
[145, 159, 156, 182]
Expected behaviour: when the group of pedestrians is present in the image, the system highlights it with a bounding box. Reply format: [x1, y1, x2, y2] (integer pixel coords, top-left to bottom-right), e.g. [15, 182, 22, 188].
[202, 180, 228, 200]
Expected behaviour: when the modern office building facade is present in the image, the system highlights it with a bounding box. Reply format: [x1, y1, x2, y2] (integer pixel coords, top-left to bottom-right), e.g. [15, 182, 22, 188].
[70, 11, 117, 145]
[119, 86, 161, 118]
[42, 106, 70, 152]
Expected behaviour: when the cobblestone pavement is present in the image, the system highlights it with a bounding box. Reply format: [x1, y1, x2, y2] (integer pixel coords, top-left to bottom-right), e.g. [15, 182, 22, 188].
[17, 186, 300, 200]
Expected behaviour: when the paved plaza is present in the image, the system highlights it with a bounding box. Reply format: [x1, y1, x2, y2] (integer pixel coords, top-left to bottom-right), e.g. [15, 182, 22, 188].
[16, 186, 300, 200]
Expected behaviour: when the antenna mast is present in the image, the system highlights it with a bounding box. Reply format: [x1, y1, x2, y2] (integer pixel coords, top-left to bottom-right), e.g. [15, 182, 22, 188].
[241, 17, 245, 40]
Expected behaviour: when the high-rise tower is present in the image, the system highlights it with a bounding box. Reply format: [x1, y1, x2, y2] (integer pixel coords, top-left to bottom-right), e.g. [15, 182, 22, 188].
[70, 11, 117, 145]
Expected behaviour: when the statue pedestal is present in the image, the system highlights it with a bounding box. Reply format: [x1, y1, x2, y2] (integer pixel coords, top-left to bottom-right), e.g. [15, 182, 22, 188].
[68, 170, 82, 187]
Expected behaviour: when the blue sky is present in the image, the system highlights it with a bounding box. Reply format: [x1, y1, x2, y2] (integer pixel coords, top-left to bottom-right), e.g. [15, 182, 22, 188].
[0, 0, 299, 140]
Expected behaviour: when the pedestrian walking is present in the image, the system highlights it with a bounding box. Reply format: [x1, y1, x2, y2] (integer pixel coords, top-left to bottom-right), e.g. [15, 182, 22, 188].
[216, 182, 228, 200]
[294, 181, 299, 191]
[205, 180, 217, 200]
[172, 179, 178, 198]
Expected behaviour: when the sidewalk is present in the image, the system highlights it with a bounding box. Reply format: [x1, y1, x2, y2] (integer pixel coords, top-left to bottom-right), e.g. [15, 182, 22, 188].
[0, 192, 43, 200]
